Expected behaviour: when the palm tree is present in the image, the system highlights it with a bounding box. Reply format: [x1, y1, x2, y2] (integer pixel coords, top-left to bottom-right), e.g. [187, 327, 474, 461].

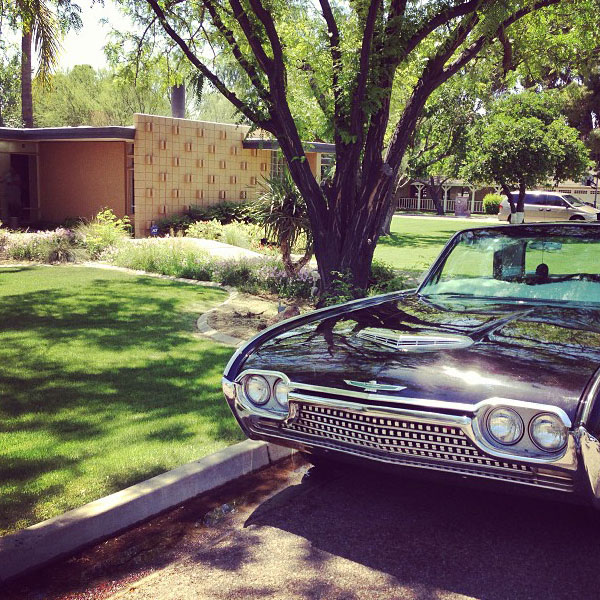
[18, 0, 61, 127]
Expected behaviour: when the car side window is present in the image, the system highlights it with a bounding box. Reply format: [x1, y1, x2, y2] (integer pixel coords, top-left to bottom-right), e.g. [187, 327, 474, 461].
[525, 194, 543, 205]
[546, 195, 563, 207]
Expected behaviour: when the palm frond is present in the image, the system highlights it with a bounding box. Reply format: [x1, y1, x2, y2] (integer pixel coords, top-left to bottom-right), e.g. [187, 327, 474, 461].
[20, 0, 61, 86]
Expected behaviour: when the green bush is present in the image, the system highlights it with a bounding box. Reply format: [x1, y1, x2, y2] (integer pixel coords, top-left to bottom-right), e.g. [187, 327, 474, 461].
[368, 260, 407, 295]
[76, 208, 131, 258]
[252, 172, 313, 276]
[111, 239, 214, 280]
[222, 222, 263, 249]
[155, 214, 192, 235]
[186, 219, 225, 241]
[482, 193, 503, 215]
[187, 201, 255, 224]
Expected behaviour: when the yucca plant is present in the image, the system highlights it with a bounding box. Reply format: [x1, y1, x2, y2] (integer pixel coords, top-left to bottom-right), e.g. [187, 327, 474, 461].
[253, 171, 313, 278]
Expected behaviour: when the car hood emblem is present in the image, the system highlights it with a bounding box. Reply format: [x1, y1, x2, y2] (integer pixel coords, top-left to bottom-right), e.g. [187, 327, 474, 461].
[344, 380, 407, 393]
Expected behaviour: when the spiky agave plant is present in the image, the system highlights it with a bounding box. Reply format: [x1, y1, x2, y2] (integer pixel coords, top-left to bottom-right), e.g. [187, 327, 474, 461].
[253, 170, 313, 278]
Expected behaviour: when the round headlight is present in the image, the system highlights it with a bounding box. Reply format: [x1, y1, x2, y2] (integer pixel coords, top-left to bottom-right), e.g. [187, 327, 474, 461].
[530, 413, 567, 452]
[487, 407, 524, 445]
[244, 375, 270, 406]
[273, 379, 289, 408]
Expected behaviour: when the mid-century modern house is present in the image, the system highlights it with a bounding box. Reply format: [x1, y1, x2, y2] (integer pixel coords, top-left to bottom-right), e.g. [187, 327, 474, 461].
[2, 111, 596, 235]
[0, 113, 334, 238]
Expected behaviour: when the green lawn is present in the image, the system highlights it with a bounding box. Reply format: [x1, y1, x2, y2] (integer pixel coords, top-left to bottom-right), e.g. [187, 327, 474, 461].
[0, 266, 243, 535]
[374, 216, 487, 274]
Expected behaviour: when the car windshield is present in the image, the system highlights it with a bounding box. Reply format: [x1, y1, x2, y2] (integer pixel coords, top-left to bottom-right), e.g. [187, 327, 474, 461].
[419, 225, 600, 306]
[564, 194, 585, 207]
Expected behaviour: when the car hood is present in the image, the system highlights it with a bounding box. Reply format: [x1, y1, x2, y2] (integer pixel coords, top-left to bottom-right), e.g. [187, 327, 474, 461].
[575, 204, 600, 214]
[241, 294, 600, 420]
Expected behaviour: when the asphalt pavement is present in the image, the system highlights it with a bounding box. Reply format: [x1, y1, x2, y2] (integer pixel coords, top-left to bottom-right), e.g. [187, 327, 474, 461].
[4, 456, 598, 600]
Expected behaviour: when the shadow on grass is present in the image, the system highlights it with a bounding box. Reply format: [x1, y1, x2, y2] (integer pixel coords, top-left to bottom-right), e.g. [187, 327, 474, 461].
[0, 272, 243, 534]
[377, 230, 460, 250]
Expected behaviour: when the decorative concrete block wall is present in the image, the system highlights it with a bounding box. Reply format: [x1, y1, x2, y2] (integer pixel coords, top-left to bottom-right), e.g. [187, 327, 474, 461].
[132, 114, 271, 238]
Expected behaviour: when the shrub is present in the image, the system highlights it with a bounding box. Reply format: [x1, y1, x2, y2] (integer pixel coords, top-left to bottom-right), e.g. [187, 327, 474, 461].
[187, 201, 255, 224]
[256, 262, 315, 298]
[76, 209, 131, 259]
[3, 229, 83, 263]
[186, 219, 225, 241]
[155, 214, 192, 235]
[214, 259, 260, 291]
[252, 172, 313, 277]
[482, 193, 503, 215]
[368, 260, 407, 295]
[222, 222, 263, 249]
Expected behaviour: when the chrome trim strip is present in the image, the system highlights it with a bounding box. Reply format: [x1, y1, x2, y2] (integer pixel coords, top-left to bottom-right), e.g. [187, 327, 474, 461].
[249, 427, 574, 493]
[289, 382, 477, 412]
[579, 426, 600, 502]
[289, 392, 471, 427]
[577, 367, 600, 427]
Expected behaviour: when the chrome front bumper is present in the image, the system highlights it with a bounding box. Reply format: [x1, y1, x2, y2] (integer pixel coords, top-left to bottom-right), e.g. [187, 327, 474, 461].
[223, 376, 600, 505]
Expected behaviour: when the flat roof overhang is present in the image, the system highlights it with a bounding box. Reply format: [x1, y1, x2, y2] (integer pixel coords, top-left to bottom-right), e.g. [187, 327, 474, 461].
[0, 126, 136, 142]
[243, 138, 335, 153]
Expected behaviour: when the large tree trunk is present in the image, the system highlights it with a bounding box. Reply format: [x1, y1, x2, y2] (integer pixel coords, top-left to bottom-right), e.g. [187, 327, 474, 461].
[501, 181, 526, 223]
[426, 176, 446, 215]
[21, 30, 33, 128]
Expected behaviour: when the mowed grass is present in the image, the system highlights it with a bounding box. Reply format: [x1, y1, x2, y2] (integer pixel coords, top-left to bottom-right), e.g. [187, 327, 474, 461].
[374, 216, 483, 274]
[0, 266, 243, 535]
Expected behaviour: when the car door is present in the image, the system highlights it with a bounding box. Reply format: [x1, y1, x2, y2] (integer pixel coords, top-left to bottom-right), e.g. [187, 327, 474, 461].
[546, 194, 570, 221]
[524, 194, 545, 222]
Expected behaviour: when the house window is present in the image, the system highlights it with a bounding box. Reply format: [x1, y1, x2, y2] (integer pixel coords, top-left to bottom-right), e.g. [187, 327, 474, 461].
[126, 143, 135, 214]
[270, 150, 286, 179]
[320, 153, 335, 181]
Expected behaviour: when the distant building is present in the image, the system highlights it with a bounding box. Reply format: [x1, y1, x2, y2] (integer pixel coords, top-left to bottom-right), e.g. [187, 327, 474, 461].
[393, 179, 598, 214]
[0, 114, 334, 237]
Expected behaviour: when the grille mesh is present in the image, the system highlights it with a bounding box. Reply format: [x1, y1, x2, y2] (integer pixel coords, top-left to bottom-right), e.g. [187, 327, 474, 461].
[282, 403, 529, 472]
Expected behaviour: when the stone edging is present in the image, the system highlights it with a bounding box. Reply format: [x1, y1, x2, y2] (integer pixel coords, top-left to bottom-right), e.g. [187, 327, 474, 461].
[0, 440, 295, 583]
[196, 290, 246, 347]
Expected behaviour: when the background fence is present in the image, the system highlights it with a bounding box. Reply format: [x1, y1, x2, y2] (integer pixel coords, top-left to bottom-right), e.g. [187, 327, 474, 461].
[395, 197, 483, 214]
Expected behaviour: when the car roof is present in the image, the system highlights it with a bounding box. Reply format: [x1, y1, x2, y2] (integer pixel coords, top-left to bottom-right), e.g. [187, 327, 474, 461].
[509, 190, 561, 195]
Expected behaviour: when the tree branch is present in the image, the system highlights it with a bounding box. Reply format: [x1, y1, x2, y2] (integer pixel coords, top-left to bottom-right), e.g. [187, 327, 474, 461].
[318, 0, 342, 147]
[401, 0, 484, 58]
[300, 60, 331, 119]
[144, 0, 271, 128]
[350, 0, 382, 136]
[228, 0, 273, 74]
[247, 0, 284, 69]
[202, 0, 270, 101]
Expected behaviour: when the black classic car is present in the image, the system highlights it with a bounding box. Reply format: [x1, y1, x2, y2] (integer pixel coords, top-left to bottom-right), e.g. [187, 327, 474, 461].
[222, 223, 600, 505]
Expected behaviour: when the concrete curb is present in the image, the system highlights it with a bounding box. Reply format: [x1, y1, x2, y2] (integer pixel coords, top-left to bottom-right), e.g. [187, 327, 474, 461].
[0, 440, 295, 583]
[196, 289, 247, 347]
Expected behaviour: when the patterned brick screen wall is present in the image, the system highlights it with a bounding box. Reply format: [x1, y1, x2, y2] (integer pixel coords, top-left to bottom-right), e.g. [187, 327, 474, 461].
[132, 114, 271, 237]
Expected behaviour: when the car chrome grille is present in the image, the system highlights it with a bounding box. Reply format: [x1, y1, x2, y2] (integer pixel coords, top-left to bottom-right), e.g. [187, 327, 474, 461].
[271, 402, 574, 492]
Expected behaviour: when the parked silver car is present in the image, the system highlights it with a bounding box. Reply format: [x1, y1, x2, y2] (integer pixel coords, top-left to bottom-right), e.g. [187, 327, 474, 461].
[498, 191, 600, 222]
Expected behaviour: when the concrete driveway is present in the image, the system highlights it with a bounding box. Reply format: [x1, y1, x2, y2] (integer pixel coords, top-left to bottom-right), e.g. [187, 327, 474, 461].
[5, 457, 599, 600]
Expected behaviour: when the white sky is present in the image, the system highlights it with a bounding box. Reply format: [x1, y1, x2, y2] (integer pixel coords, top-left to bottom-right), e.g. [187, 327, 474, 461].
[4, 0, 132, 70]
[59, 0, 129, 69]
